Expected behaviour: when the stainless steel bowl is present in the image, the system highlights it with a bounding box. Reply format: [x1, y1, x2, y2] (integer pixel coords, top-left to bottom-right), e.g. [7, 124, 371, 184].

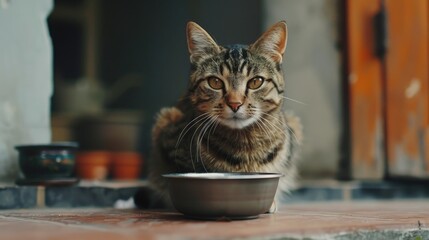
[163, 172, 282, 220]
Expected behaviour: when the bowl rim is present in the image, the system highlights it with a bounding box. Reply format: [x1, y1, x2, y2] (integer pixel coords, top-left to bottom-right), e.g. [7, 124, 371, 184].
[162, 172, 283, 179]
[15, 142, 79, 150]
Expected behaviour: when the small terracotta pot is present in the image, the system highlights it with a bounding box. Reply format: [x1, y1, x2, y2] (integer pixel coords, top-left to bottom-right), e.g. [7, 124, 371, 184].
[76, 151, 111, 180]
[111, 152, 143, 180]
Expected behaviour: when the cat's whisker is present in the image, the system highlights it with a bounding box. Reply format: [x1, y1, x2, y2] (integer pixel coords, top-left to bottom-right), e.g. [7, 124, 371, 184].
[189, 120, 205, 172]
[260, 112, 284, 127]
[259, 117, 291, 149]
[261, 112, 300, 143]
[174, 113, 211, 165]
[254, 118, 275, 149]
[260, 112, 299, 143]
[185, 114, 211, 172]
[204, 116, 218, 153]
[199, 118, 214, 162]
[260, 116, 280, 142]
[189, 115, 212, 172]
[251, 110, 275, 147]
[175, 112, 211, 148]
[280, 95, 307, 105]
[192, 116, 212, 154]
[258, 114, 287, 138]
[197, 116, 217, 173]
[206, 117, 220, 165]
[195, 126, 204, 171]
[196, 117, 209, 162]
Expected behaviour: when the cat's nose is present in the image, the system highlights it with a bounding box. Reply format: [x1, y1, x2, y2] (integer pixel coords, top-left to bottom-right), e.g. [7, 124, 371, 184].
[227, 101, 243, 112]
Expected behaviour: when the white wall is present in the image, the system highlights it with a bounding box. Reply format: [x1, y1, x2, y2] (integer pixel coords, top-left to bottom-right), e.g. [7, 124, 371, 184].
[262, 0, 342, 178]
[0, 0, 53, 181]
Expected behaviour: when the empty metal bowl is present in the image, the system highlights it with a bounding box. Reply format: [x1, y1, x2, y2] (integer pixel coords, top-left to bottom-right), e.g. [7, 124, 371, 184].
[163, 172, 282, 220]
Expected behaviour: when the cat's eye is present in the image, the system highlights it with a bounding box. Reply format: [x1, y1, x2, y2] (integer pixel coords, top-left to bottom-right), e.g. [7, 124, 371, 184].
[207, 77, 224, 90]
[247, 77, 264, 89]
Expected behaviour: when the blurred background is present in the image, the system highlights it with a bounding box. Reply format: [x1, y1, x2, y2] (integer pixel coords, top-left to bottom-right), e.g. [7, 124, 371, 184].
[0, 0, 427, 183]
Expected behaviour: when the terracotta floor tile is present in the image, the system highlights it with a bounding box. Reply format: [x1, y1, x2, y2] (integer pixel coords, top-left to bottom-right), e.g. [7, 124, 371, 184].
[0, 201, 428, 239]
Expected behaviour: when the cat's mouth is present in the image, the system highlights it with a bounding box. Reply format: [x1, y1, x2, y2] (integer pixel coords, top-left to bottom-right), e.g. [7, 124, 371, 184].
[227, 112, 248, 121]
[220, 114, 255, 129]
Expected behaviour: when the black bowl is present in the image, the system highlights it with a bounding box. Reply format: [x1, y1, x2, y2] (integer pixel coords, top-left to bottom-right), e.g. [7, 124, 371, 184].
[15, 142, 78, 179]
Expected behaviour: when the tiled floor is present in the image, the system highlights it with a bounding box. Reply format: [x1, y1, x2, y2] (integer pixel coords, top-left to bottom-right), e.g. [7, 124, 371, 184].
[1, 201, 428, 240]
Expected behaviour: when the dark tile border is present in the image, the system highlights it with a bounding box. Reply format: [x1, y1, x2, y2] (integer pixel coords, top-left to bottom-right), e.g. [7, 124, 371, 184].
[285, 187, 343, 203]
[1, 180, 429, 209]
[45, 186, 141, 207]
[352, 181, 429, 200]
[0, 186, 37, 209]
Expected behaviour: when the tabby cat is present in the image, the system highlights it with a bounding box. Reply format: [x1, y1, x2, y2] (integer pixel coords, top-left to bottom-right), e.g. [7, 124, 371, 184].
[148, 21, 302, 211]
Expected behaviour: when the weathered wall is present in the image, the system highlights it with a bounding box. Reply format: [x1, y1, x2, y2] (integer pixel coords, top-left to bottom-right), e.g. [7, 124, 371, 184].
[0, 0, 53, 181]
[262, 0, 342, 178]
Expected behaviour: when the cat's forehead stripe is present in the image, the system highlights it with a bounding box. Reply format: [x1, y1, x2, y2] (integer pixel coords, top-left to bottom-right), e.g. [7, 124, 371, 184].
[223, 46, 249, 75]
[220, 63, 230, 76]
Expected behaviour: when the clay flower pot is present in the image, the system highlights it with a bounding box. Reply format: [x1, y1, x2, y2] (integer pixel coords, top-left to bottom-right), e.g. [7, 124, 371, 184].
[76, 151, 111, 180]
[111, 152, 143, 180]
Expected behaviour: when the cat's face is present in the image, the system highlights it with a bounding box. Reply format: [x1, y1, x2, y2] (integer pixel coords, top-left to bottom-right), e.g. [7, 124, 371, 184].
[186, 22, 288, 129]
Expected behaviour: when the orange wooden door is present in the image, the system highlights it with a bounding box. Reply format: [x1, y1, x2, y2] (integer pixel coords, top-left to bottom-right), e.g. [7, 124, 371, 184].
[347, 0, 429, 179]
[347, 0, 385, 179]
[385, 0, 429, 177]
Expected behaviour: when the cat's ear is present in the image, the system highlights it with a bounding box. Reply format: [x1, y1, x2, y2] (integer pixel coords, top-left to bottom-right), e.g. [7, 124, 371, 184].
[250, 21, 288, 63]
[186, 22, 220, 63]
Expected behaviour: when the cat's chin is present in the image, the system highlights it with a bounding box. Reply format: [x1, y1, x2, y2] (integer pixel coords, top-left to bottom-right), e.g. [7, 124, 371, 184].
[220, 117, 255, 129]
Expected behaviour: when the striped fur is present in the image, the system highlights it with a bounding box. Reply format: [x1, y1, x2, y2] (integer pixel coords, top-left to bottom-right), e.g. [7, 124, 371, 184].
[149, 21, 302, 208]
